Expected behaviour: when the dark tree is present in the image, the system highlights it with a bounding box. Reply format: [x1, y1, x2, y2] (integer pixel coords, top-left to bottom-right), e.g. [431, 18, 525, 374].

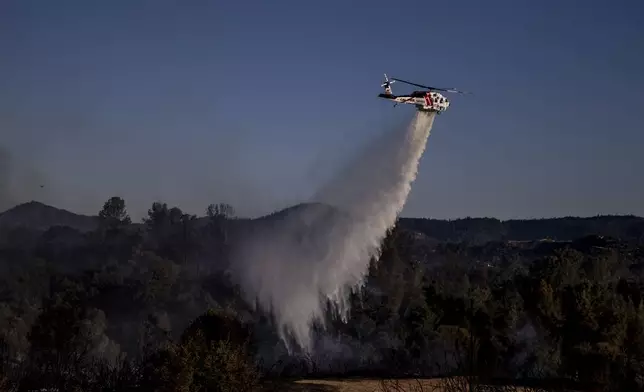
[98, 196, 132, 226]
[206, 203, 235, 220]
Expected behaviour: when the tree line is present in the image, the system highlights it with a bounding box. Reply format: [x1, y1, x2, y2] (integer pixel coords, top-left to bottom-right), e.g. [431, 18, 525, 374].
[0, 196, 643, 391]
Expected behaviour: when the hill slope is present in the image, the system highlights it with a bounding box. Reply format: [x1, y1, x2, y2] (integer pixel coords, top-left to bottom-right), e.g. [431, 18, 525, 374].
[400, 215, 644, 244]
[1, 201, 643, 244]
[0, 201, 99, 232]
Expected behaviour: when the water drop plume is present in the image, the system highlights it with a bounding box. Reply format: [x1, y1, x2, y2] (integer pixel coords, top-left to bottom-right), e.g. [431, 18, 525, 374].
[229, 111, 436, 352]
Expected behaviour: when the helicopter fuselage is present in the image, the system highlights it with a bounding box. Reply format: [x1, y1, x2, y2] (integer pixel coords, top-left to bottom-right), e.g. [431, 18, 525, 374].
[378, 90, 450, 114]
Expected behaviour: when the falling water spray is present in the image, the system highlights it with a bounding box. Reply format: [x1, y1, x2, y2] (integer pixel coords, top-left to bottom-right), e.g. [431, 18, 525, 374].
[229, 111, 436, 353]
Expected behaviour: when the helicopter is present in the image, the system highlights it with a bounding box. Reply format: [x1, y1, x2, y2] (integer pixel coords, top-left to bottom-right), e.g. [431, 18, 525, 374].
[378, 74, 469, 114]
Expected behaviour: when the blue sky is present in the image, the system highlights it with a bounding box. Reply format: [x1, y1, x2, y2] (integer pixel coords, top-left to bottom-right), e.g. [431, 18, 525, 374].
[1, 0, 643, 220]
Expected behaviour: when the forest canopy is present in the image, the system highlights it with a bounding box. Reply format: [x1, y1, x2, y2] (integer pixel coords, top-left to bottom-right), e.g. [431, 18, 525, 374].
[1, 198, 643, 391]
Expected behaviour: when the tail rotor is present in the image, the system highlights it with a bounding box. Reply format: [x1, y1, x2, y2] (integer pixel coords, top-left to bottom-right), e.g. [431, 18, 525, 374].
[381, 73, 395, 94]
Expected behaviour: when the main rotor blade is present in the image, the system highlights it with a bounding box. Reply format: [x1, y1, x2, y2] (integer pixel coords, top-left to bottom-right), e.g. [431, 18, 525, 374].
[391, 77, 470, 94]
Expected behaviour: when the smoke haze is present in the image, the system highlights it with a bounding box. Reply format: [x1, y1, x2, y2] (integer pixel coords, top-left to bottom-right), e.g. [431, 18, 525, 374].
[0, 146, 12, 211]
[229, 111, 436, 352]
[0, 145, 56, 213]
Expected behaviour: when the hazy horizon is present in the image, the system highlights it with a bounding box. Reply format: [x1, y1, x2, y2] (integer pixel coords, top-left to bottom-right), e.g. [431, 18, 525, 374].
[2, 198, 643, 223]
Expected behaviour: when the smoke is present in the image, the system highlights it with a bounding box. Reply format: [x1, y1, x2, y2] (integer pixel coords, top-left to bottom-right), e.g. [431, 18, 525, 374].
[0, 147, 13, 211]
[1, 145, 63, 215]
[229, 111, 436, 352]
[0, 145, 54, 213]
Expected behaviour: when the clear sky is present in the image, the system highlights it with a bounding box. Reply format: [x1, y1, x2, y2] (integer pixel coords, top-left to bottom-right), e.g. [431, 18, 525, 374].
[1, 0, 643, 220]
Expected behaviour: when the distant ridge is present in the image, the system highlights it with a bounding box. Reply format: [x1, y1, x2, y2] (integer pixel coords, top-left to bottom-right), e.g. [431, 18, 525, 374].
[401, 214, 644, 244]
[254, 202, 345, 222]
[0, 201, 98, 232]
[0, 201, 642, 244]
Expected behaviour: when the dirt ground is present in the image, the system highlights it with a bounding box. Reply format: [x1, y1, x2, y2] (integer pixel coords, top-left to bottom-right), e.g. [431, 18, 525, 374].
[261, 378, 443, 392]
[261, 378, 544, 391]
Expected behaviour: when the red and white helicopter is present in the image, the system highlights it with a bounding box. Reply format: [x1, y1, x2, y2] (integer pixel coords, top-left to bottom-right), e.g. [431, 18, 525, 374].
[378, 74, 469, 114]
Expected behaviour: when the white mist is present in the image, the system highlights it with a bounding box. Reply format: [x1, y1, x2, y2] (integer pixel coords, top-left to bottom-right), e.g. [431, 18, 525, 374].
[229, 111, 436, 352]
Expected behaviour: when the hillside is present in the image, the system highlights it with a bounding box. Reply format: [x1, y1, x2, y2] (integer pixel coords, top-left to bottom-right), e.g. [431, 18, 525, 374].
[401, 215, 644, 244]
[1, 199, 644, 391]
[0, 201, 99, 232]
[1, 201, 643, 245]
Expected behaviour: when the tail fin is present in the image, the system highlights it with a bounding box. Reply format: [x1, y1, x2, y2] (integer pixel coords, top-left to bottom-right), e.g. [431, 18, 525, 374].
[381, 73, 394, 95]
